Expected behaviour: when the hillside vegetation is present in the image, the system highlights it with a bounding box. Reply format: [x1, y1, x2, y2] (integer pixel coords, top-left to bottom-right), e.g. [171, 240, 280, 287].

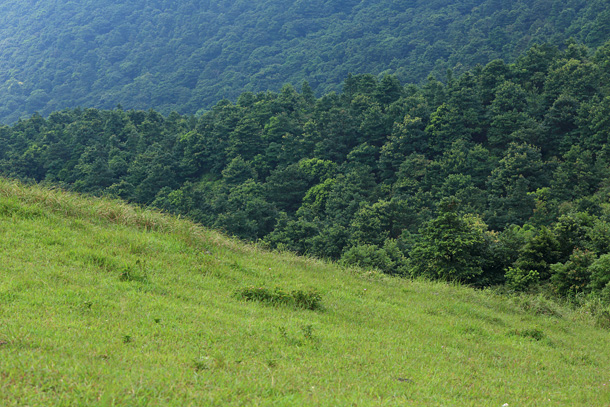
[2, 0, 610, 122]
[4, 40, 610, 301]
[1, 178, 610, 406]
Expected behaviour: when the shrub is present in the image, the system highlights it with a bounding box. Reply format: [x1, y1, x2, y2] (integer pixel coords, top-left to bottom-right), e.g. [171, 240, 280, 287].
[514, 226, 561, 281]
[550, 249, 596, 297]
[505, 266, 539, 291]
[236, 286, 322, 311]
[340, 240, 407, 275]
[587, 253, 610, 295]
[408, 199, 488, 283]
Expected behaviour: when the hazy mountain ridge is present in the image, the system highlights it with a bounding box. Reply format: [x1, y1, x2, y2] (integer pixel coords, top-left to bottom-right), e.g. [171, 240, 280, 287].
[1, 0, 609, 123]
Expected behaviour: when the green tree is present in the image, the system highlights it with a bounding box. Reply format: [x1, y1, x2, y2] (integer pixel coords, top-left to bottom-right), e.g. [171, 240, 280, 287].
[264, 163, 310, 213]
[587, 254, 610, 299]
[486, 143, 548, 229]
[487, 81, 533, 150]
[340, 240, 408, 276]
[222, 156, 257, 186]
[514, 226, 561, 281]
[378, 115, 427, 181]
[324, 165, 378, 226]
[227, 116, 264, 161]
[349, 199, 418, 247]
[263, 213, 320, 255]
[374, 74, 403, 106]
[424, 103, 468, 155]
[550, 249, 596, 297]
[409, 198, 489, 283]
[214, 180, 277, 240]
[551, 146, 601, 203]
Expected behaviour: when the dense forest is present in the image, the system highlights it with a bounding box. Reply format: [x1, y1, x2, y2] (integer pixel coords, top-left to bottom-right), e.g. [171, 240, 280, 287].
[3, 39, 610, 302]
[2, 0, 610, 123]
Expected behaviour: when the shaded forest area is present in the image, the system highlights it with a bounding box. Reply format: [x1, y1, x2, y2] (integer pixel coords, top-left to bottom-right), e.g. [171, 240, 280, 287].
[2, 0, 610, 122]
[4, 40, 610, 301]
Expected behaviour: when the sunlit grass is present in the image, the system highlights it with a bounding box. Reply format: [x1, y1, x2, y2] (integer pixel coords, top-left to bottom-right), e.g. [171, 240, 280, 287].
[1, 178, 609, 406]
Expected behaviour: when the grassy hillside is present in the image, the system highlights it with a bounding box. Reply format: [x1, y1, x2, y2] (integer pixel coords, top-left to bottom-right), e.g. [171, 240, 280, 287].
[1, 177, 610, 406]
[2, 0, 610, 123]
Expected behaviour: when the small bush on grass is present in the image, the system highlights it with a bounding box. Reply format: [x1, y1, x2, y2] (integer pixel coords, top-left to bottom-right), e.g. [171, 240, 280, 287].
[236, 286, 322, 311]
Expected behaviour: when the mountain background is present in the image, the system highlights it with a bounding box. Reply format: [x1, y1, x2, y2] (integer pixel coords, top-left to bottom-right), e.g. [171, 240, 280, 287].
[1, 0, 610, 123]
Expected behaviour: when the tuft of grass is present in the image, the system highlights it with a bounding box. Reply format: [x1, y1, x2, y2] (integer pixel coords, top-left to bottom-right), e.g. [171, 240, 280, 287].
[236, 286, 323, 311]
[118, 260, 148, 283]
[509, 293, 563, 318]
[508, 328, 546, 341]
[596, 310, 610, 330]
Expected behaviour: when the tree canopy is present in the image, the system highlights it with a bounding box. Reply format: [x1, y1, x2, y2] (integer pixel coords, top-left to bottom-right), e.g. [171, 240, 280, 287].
[2, 0, 610, 123]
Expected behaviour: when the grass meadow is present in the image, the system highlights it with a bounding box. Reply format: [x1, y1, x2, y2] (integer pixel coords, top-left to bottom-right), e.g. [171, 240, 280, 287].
[1, 178, 610, 406]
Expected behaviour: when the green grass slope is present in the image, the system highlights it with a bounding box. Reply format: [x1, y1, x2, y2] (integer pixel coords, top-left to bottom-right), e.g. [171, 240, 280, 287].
[1, 178, 609, 406]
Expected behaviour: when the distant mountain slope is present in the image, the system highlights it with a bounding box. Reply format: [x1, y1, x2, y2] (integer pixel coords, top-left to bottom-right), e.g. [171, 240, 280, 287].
[1, 177, 610, 405]
[1, 0, 610, 123]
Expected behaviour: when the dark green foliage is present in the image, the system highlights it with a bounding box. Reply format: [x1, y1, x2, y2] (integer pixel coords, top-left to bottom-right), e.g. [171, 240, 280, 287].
[264, 164, 310, 213]
[2, 1, 610, 124]
[587, 254, 610, 299]
[408, 199, 489, 284]
[505, 267, 540, 292]
[514, 227, 561, 281]
[553, 212, 597, 261]
[236, 286, 323, 311]
[263, 215, 320, 256]
[550, 249, 596, 297]
[213, 180, 278, 240]
[349, 200, 417, 247]
[486, 143, 548, 229]
[222, 156, 258, 186]
[340, 241, 408, 276]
